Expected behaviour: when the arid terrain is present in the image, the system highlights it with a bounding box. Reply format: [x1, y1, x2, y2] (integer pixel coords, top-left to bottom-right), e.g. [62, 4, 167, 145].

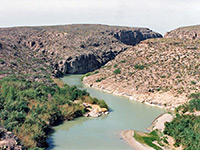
[0, 24, 162, 80]
[83, 25, 200, 110]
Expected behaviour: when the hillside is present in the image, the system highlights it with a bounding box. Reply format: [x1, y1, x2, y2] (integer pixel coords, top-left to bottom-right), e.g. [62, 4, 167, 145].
[165, 25, 200, 40]
[83, 37, 200, 109]
[0, 24, 162, 79]
[0, 36, 53, 85]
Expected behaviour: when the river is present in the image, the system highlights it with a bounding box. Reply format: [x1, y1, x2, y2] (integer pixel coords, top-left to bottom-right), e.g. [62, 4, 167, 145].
[47, 75, 165, 150]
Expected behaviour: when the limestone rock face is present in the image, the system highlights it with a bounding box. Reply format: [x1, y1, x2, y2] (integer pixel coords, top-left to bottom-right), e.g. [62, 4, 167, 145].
[0, 24, 162, 77]
[83, 103, 108, 117]
[114, 29, 162, 45]
[165, 25, 200, 40]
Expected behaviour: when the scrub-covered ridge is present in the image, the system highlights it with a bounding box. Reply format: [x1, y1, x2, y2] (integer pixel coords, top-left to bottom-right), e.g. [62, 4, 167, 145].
[0, 24, 162, 79]
[83, 26, 200, 110]
[165, 25, 200, 40]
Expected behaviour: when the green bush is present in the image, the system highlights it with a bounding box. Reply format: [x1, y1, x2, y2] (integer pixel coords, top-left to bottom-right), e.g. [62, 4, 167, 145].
[94, 71, 99, 74]
[113, 64, 118, 68]
[0, 76, 107, 148]
[113, 68, 121, 74]
[0, 59, 5, 64]
[120, 60, 126, 63]
[160, 75, 166, 78]
[176, 75, 181, 78]
[134, 65, 145, 70]
[98, 100, 108, 109]
[191, 81, 197, 85]
[164, 115, 200, 149]
[189, 93, 200, 99]
[176, 93, 200, 113]
[96, 77, 106, 82]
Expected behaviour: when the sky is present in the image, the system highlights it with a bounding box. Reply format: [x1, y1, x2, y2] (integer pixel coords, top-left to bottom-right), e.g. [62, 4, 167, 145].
[0, 0, 200, 35]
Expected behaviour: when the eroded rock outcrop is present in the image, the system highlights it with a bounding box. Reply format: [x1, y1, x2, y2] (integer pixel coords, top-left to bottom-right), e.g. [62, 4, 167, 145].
[114, 29, 162, 45]
[83, 103, 108, 117]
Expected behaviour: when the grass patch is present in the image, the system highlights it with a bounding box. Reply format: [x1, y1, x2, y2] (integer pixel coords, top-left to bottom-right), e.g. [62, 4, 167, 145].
[134, 130, 162, 150]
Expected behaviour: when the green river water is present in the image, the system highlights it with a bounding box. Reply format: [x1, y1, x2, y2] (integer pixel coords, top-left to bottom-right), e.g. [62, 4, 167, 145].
[47, 75, 165, 150]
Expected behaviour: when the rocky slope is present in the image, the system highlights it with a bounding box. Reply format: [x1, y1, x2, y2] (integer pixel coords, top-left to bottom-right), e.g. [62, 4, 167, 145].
[0, 35, 53, 85]
[83, 36, 200, 110]
[0, 24, 162, 79]
[0, 127, 24, 150]
[165, 25, 200, 40]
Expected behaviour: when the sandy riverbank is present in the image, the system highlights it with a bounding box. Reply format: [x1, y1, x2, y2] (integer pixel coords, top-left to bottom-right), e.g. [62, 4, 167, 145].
[121, 113, 174, 150]
[83, 76, 188, 111]
[83, 81, 173, 110]
[121, 130, 154, 150]
[148, 113, 174, 132]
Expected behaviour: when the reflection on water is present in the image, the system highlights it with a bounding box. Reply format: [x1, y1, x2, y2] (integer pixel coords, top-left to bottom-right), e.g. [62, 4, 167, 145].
[47, 75, 165, 150]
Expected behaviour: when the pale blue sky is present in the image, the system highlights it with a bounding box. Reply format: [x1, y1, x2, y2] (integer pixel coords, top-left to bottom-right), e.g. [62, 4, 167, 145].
[1, 0, 200, 35]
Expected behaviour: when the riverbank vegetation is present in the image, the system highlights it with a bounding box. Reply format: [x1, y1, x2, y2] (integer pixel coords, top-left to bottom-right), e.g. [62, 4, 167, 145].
[0, 75, 108, 149]
[164, 114, 200, 149]
[134, 130, 162, 150]
[133, 93, 200, 150]
[164, 93, 200, 149]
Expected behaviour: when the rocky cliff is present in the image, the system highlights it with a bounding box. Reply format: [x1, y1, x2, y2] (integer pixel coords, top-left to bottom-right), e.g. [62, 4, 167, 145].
[165, 25, 200, 40]
[0, 24, 162, 79]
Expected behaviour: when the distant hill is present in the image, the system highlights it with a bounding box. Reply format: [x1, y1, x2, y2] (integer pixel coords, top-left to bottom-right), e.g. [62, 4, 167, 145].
[165, 25, 200, 40]
[0, 24, 162, 81]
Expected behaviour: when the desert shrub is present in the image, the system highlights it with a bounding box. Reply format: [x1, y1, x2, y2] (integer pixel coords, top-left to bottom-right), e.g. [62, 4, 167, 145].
[0, 59, 5, 63]
[81, 72, 93, 81]
[98, 100, 108, 109]
[94, 71, 99, 74]
[134, 65, 145, 70]
[96, 77, 106, 82]
[113, 64, 118, 68]
[113, 68, 121, 74]
[191, 81, 196, 85]
[176, 75, 181, 78]
[120, 60, 126, 63]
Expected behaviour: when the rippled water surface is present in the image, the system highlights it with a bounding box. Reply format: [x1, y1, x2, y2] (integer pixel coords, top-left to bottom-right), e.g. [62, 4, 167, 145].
[47, 75, 165, 150]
